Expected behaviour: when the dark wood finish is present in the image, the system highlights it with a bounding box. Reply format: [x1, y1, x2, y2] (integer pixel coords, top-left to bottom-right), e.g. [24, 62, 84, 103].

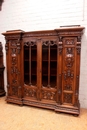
[0, 0, 4, 11]
[2, 26, 84, 115]
[0, 42, 5, 96]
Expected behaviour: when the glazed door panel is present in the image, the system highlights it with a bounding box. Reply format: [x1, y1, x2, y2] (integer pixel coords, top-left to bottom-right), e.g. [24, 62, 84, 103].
[62, 37, 77, 106]
[23, 40, 38, 100]
[40, 39, 58, 103]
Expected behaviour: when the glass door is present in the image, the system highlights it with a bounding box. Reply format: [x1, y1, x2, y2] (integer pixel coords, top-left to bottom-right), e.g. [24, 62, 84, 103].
[41, 40, 58, 102]
[24, 41, 37, 99]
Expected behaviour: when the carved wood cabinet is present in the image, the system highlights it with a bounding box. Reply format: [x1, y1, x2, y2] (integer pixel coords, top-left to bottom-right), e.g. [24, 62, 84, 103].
[2, 26, 84, 115]
[0, 42, 5, 96]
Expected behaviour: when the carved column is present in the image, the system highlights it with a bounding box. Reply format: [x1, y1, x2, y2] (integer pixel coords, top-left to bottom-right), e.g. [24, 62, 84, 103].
[57, 36, 63, 104]
[74, 36, 81, 107]
[2, 30, 23, 104]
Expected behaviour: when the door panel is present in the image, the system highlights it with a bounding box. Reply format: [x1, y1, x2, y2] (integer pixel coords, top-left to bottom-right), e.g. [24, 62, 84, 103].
[23, 41, 38, 99]
[41, 39, 58, 102]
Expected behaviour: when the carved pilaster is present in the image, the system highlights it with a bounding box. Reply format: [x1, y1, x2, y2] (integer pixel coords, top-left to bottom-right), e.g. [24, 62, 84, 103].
[5, 39, 9, 54]
[58, 74, 62, 104]
[59, 37, 63, 54]
[17, 39, 21, 54]
[76, 36, 81, 55]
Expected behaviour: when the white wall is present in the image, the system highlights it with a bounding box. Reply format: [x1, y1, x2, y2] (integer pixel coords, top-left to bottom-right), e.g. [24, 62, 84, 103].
[0, 0, 87, 108]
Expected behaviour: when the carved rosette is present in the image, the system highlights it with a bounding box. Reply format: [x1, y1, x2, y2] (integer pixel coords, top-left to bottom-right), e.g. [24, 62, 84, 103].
[42, 90, 55, 100]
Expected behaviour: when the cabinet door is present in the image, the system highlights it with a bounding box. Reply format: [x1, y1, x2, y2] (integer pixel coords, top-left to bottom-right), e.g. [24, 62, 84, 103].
[62, 37, 77, 106]
[40, 39, 58, 103]
[23, 40, 38, 100]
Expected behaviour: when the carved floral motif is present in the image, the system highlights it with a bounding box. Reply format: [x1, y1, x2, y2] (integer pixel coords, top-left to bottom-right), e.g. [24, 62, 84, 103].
[42, 91, 55, 100]
[12, 86, 18, 96]
[64, 93, 72, 103]
[65, 39, 74, 45]
[64, 84, 72, 90]
[65, 57, 74, 67]
[64, 70, 74, 80]
[24, 88, 36, 97]
[63, 46, 74, 93]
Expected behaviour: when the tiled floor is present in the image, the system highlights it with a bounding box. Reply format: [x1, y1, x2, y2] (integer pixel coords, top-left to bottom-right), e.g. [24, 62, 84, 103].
[0, 96, 87, 130]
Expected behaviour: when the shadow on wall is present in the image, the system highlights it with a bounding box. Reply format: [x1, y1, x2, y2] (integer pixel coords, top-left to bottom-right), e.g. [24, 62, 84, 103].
[0, 0, 4, 11]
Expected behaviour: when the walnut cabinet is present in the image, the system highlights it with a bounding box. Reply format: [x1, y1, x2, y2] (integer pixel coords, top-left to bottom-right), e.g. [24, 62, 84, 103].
[0, 42, 5, 96]
[2, 27, 84, 115]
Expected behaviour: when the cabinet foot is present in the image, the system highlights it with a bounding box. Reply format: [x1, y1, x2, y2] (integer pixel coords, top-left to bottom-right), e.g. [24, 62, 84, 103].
[19, 104, 23, 107]
[73, 114, 79, 117]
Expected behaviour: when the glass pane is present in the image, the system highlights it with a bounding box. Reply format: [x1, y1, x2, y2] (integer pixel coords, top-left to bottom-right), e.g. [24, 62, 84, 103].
[24, 46, 29, 84]
[50, 45, 57, 88]
[42, 43, 57, 88]
[24, 44, 37, 86]
[50, 45, 57, 61]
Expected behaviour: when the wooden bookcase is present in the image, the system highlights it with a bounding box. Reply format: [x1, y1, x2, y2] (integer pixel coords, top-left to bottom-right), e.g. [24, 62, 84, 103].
[2, 26, 84, 115]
